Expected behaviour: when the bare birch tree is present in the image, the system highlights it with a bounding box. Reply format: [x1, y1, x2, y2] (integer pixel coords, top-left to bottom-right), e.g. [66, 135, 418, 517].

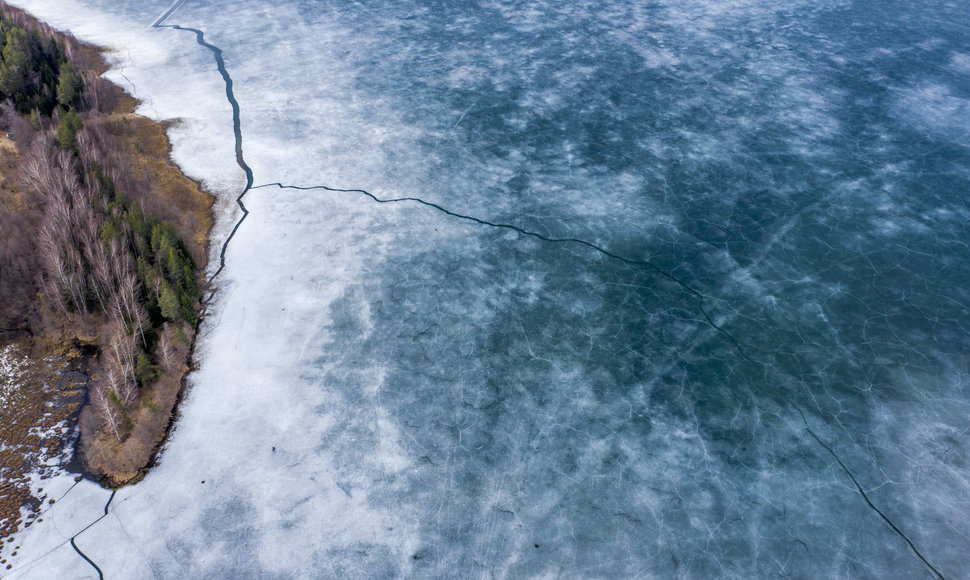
[92, 382, 122, 442]
[104, 318, 137, 408]
[157, 324, 179, 373]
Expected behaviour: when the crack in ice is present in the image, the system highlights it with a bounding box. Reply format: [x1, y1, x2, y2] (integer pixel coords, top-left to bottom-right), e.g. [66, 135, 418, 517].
[8, 490, 116, 578]
[154, 0, 754, 359]
[793, 406, 947, 580]
[251, 181, 754, 358]
[151, 17, 254, 298]
[14, 1, 951, 576]
[66, 490, 116, 580]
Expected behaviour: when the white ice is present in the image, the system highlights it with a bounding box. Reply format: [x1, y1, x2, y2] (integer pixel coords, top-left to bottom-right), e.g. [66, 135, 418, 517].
[3, 0, 970, 578]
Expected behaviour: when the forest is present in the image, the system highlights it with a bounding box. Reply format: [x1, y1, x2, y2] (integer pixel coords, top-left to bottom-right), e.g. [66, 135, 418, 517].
[0, 4, 211, 486]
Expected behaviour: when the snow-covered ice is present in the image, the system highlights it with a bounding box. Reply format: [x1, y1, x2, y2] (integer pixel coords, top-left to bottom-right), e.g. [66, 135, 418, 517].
[4, 0, 970, 577]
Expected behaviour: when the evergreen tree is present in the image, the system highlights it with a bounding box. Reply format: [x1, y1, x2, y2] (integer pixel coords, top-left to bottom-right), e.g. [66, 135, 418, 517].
[56, 62, 83, 108]
[0, 28, 30, 98]
[56, 108, 82, 149]
[158, 283, 181, 322]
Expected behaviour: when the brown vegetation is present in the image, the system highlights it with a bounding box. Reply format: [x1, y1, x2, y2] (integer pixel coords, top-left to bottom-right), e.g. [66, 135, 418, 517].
[79, 322, 192, 482]
[0, 341, 85, 554]
[0, 0, 213, 550]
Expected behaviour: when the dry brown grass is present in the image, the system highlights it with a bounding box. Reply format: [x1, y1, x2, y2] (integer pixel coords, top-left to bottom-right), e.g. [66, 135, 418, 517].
[93, 90, 214, 267]
[0, 341, 85, 558]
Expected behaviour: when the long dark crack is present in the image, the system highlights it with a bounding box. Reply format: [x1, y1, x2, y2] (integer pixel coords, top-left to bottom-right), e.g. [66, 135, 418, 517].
[67, 489, 118, 580]
[64, 4, 928, 577]
[8, 489, 116, 577]
[152, 17, 253, 297]
[792, 406, 946, 580]
[5, 2, 945, 578]
[66, 490, 116, 580]
[153, 1, 749, 354]
[251, 181, 753, 357]
[70, 537, 103, 580]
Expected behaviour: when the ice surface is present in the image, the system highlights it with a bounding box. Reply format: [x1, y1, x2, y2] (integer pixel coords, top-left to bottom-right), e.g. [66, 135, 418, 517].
[4, 0, 970, 577]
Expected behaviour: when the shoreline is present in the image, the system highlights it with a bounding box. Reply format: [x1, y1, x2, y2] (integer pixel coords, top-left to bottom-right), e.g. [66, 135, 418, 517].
[0, 0, 216, 549]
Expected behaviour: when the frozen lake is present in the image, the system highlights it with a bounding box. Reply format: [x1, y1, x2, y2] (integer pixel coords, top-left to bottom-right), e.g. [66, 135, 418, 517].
[4, 0, 970, 577]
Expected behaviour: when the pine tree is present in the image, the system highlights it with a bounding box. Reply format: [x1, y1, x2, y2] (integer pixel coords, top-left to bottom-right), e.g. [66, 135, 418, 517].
[55, 108, 82, 149]
[56, 61, 83, 108]
[159, 282, 181, 321]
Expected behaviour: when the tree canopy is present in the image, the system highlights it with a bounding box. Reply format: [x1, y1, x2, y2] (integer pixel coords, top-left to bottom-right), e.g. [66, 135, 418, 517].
[0, 18, 71, 114]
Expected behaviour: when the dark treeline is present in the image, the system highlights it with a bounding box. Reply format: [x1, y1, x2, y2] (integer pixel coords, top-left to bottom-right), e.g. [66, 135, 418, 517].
[0, 10, 113, 116]
[0, 9, 203, 443]
[0, 15, 73, 115]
